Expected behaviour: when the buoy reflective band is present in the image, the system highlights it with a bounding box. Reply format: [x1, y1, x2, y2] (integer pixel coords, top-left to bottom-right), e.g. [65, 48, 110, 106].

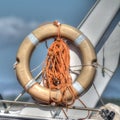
[73, 81, 84, 94]
[28, 33, 39, 46]
[25, 79, 36, 90]
[75, 34, 86, 45]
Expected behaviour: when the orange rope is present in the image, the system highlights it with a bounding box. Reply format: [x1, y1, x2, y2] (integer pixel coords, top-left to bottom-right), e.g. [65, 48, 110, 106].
[42, 21, 76, 106]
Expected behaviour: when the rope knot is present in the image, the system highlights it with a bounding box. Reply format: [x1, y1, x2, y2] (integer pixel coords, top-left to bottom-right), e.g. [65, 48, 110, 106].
[53, 20, 61, 27]
[53, 20, 61, 39]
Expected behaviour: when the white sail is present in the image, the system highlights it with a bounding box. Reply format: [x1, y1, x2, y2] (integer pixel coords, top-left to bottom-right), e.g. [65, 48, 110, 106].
[81, 21, 120, 107]
[79, 0, 120, 47]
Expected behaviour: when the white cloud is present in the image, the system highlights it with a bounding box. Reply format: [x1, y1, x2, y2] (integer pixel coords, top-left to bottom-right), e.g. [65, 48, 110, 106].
[0, 16, 39, 42]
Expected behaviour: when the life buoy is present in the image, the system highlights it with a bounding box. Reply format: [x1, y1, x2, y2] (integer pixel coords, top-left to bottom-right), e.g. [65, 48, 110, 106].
[15, 22, 97, 104]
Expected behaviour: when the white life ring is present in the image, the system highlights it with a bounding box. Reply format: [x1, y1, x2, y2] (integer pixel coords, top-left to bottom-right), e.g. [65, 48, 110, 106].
[15, 22, 97, 104]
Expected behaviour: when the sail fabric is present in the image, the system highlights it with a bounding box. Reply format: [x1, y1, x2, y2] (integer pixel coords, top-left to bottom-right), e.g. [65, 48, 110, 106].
[81, 21, 120, 107]
[79, 0, 120, 47]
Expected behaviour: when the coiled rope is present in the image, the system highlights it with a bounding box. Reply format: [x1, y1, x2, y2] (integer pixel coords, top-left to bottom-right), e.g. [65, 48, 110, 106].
[42, 21, 76, 106]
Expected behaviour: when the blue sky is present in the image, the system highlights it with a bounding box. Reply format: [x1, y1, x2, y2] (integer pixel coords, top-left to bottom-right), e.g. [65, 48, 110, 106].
[0, 0, 96, 26]
[0, 0, 119, 100]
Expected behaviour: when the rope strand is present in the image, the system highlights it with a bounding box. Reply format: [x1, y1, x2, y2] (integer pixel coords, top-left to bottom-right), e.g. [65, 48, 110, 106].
[42, 21, 76, 105]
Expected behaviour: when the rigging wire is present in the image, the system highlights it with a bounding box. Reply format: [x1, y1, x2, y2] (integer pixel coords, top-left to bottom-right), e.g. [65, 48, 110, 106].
[4, 67, 43, 113]
[78, 98, 90, 119]
[96, 63, 114, 74]
[0, 99, 100, 112]
[31, 61, 44, 73]
[93, 83, 105, 106]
